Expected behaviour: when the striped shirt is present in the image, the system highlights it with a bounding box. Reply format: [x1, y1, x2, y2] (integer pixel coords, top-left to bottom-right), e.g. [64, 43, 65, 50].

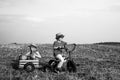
[53, 40, 67, 57]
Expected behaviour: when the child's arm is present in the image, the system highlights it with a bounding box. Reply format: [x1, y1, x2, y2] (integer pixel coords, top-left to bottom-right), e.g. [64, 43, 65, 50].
[25, 52, 30, 56]
[53, 41, 67, 50]
[35, 51, 42, 58]
[53, 41, 59, 49]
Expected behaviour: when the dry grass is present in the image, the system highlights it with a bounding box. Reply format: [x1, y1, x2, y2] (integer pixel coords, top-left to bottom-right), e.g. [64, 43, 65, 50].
[0, 43, 120, 80]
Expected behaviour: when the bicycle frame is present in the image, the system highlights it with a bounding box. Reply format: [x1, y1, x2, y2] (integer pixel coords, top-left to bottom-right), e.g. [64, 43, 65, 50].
[65, 44, 76, 60]
[47, 43, 77, 73]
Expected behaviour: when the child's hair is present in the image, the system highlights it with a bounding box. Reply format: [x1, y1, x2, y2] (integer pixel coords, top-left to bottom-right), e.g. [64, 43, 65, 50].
[55, 33, 64, 40]
[28, 44, 37, 49]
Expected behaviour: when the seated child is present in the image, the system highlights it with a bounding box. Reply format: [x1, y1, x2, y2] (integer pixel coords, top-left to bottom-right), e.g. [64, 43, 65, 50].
[25, 44, 41, 60]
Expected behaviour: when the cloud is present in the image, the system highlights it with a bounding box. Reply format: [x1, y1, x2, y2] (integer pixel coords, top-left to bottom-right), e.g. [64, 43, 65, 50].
[108, 5, 120, 12]
[0, 14, 45, 24]
[24, 16, 45, 22]
[0, 0, 28, 6]
[0, 1, 10, 8]
[0, 0, 120, 43]
[0, 15, 19, 23]
[0, 0, 18, 8]
[0, 15, 27, 24]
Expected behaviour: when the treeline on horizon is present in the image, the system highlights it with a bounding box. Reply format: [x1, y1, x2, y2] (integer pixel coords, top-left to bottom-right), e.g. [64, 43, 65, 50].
[1, 42, 120, 46]
[95, 42, 120, 46]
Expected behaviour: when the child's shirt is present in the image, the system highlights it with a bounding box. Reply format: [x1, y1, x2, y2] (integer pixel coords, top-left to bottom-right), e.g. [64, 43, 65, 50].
[53, 40, 67, 57]
[25, 51, 41, 60]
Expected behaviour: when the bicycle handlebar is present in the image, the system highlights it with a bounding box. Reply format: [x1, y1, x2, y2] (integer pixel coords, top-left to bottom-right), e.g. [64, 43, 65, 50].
[67, 43, 76, 53]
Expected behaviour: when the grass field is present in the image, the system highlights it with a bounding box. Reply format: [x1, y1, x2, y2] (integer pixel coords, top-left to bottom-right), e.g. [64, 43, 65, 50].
[0, 43, 120, 80]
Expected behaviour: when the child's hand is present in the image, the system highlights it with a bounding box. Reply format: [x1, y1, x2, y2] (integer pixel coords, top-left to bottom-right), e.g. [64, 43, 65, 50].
[60, 46, 65, 49]
[57, 46, 63, 49]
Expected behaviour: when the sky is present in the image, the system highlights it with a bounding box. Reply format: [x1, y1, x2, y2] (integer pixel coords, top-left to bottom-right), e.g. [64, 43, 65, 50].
[0, 0, 120, 44]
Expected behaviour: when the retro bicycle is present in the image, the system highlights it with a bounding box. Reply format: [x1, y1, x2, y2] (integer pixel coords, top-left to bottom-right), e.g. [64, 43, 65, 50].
[47, 44, 77, 73]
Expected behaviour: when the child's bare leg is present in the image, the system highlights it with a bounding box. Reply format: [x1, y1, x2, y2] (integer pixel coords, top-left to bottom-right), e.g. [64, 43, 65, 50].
[56, 54, 64, 68]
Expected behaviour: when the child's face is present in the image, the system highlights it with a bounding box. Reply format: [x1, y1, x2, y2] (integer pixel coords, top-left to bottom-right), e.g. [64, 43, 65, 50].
[30, 47, 37, 51]
[59, 37, 63, 41]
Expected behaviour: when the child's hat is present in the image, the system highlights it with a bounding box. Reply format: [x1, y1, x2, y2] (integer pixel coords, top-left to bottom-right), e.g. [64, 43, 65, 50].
[28, 44, 37, 48]
[56, 33, 64, 39]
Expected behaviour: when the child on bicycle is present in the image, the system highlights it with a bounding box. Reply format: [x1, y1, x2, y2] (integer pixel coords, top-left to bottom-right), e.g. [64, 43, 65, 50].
[53, 33, 68, 71]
